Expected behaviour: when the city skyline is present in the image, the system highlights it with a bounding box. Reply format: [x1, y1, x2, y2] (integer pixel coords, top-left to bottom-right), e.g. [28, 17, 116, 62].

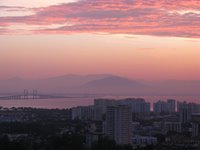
[0, 0, 199, 80]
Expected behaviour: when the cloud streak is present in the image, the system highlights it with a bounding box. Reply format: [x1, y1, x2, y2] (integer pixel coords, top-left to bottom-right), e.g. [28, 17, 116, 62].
[0, 0, 200, 38]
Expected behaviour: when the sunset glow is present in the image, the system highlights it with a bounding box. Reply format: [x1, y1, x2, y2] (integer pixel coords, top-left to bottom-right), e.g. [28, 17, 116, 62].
[0, 0, 199, 80]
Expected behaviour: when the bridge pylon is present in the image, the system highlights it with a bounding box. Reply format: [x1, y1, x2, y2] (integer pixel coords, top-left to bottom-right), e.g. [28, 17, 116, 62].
[33, 89, 38, 99]
[24, 89, 29, 99]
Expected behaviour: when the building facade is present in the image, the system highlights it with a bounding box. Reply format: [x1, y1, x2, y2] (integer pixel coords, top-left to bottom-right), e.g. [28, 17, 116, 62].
[177, 101, 192, 123]
[105, 105, 132, 145]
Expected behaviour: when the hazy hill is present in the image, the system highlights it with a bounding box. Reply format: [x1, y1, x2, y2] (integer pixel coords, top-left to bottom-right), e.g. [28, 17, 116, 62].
[79, 76, 144, 94]
[0, 74, 200, 96]
[0, 74, 111, 94]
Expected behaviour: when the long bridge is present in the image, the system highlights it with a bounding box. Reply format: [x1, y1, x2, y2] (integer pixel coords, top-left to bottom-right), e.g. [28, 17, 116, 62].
[0, 94, 68, 100]
[0, 90, 69, 100]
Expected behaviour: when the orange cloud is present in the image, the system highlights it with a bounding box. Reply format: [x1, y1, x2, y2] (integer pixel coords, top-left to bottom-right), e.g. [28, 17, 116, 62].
[0, 0, 200, 38]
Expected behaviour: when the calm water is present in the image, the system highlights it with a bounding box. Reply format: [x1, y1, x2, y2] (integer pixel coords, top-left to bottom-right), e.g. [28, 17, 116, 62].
[0, 96, 199, 109]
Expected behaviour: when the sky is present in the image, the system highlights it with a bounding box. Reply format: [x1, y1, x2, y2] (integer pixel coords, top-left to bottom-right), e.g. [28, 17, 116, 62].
[0, 0, 200, 80]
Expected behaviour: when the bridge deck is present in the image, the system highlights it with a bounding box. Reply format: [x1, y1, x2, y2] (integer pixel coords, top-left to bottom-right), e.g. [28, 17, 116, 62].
[0, 95, 69, 100]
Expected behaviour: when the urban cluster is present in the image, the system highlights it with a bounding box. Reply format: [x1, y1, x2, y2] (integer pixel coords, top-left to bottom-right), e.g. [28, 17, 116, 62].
[71, 98, 200, 149]
[0, 98, 200, 149]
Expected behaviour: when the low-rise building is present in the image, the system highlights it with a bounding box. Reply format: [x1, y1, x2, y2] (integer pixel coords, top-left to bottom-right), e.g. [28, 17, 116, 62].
[132, 136, 157, 146]
[164, 121, 182, 133]
[71, 106, 94, 120]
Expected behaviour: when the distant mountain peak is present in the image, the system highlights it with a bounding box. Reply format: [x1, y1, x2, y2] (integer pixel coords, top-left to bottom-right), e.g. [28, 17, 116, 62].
[0, 74, 199, 95]
[82, 75, 142, 88]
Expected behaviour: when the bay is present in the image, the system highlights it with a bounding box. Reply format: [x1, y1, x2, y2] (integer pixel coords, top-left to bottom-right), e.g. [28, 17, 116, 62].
[0, 96, 199, 109]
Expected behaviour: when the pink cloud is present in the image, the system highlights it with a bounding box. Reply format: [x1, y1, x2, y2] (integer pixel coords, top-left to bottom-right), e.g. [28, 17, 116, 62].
[0, 0, 200, 38]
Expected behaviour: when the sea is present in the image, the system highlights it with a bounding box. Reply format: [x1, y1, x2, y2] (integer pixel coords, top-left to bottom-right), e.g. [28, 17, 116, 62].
[0, 96, 199, 109]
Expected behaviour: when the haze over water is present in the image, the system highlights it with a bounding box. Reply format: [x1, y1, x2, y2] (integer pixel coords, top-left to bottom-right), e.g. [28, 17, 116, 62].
[0, 96, 199, 109]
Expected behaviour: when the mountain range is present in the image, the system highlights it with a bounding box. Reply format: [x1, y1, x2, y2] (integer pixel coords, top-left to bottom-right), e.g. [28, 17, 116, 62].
[0, 74, 199, 96]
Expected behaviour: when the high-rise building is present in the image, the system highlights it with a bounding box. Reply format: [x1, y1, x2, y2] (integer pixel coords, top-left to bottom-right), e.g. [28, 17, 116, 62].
[191, 122, 199, 137]
[71, 106, 95, 121]
[178, 101, 192, 123]
[94, 99, 117, 120]
[119, 98, 150, 114]
[189, 103, 200, 113]
[167, 99, 176, 113]
[105, 105, 132, 145]
[94, 98, 150, 120]
[153, 100, 176, 114]
[104, 106, 116, 140]
[153, 101, 168, 113]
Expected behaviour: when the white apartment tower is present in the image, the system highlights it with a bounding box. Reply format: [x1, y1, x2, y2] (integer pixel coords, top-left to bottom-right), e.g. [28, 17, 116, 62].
[105, 105, 132, 145]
